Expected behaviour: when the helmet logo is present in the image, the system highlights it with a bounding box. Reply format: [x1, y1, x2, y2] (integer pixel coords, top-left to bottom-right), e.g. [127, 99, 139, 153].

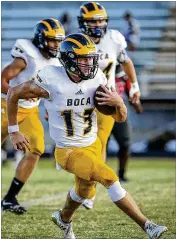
[55, 34, 64, 38]
[68, 52, 75, 58]
[70, 66, 76, 72]
[88, 51, 96, 54]
[93, 14, 104, 19]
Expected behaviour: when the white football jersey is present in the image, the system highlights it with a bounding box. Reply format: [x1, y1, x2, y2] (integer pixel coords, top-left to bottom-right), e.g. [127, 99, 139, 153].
[96, 29, 127, 87]
[1, 39, 61, 108]
[34, 65, 107, 148]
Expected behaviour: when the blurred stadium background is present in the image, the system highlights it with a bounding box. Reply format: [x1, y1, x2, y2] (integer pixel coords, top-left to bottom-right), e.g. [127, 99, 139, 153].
[1, 2, 176, 239]
[1, 1, 176, 158]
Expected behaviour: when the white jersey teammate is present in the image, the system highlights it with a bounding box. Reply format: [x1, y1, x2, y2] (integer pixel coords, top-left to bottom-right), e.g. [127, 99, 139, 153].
[1, 18, 65, 214]
[77, 1, 140, 209]
[2, 39, 61, 108]
[78, 1, 140, 161]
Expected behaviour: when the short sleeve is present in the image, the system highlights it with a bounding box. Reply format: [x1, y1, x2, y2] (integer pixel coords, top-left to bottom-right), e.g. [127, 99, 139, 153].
[11, 40, 29, 66]
[34, 66, 51, 99]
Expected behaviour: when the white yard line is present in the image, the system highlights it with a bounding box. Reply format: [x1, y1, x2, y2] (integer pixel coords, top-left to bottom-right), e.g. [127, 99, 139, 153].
[22, 186, 104, 208]
[1, 192, 67, 215]
[2, 186, 104, 215]
[22, 192, 67, 208]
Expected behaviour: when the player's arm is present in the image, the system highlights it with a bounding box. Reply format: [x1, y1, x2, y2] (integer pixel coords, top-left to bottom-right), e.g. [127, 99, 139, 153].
[121, 58, 136, 84]
[1, 58, 27, 94]
[7, 81, 49, 151]
[96, 84, 127, 122]
[117, 49, 140, 103]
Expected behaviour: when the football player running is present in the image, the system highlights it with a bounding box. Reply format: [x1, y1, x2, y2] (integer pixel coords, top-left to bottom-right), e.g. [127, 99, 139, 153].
[7, 33, 167, 239]
[1, 18, 65, 214]
[77, 1, 140, 209]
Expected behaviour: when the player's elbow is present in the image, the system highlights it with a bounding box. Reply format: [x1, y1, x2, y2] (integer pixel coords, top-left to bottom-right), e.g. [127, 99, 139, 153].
[1, 76, 9, 94]
[7, 87, 14, 97]
[7, 86, 19, 103]
[1, 79, 6, 93]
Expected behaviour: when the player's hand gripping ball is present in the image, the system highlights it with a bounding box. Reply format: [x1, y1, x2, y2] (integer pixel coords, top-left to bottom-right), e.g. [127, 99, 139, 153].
[93, 85, 116, 115]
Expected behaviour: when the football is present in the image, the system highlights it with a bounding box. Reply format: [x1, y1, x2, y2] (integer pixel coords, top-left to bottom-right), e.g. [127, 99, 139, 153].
[93, 85, 116, 115]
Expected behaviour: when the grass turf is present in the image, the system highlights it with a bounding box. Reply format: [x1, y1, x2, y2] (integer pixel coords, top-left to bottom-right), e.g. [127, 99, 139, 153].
[1, 158, 175, 239]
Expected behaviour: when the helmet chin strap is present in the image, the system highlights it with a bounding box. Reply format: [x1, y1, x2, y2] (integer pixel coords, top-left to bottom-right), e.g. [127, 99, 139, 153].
[39, 48, 51, 59]
[91, 36, 101, 44]
[48, 48, 59, 58]
[67, 70, 83, 83]
[67, 66, 91, 81]
[83, 20, 108, 38]
[42, 40, 59, 58]
[45, 46, 59, 58]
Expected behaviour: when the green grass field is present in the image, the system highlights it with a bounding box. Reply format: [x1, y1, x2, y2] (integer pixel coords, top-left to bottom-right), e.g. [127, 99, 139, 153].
[1, 158, 175, 239]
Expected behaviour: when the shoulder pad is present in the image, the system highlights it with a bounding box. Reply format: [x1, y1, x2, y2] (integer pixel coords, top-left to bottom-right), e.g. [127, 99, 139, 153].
[11, 39, 41, 60]
[34, 65, 52, 99]
[107, 29, 127, 50]
[34, 65, 63, 100]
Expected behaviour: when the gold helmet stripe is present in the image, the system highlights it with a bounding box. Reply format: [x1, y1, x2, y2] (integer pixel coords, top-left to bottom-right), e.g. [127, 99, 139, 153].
[81, 6, 89, 14]
[40, 20, 52, 31]
[92, 2, 99, 11]
[50, 18, 61, 29]
[65, 38, 84, 48]
[83, 34, 93, 46]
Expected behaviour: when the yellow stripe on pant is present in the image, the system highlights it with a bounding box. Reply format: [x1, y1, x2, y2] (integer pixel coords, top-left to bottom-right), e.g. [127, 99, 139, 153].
[55, 137, 118, 199]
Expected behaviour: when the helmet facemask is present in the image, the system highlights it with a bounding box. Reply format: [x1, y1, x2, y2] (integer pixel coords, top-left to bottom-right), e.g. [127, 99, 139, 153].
[43, 36, 64, 58]
[78, 17, 109, 38]
[60, 51, 99, 80]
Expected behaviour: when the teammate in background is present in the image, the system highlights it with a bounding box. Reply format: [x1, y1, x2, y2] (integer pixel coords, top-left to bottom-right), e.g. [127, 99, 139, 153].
[60, 12, 72, 35]
[1, 18, 65, 214]
[111, 63, 142, 182]
[123, 11, 141, 52]
[77, 1, 140, 209]
[7, 33, 167, 239]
